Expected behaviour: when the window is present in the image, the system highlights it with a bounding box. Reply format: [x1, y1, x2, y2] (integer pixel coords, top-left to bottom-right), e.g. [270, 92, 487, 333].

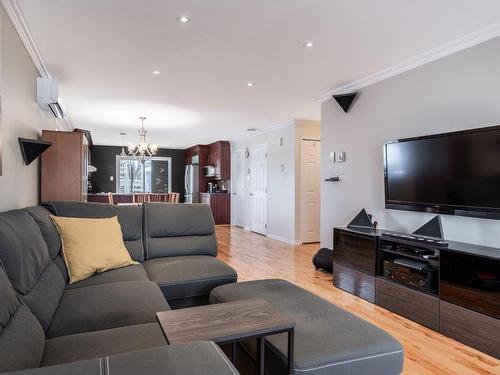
[116, 156, 172, 194]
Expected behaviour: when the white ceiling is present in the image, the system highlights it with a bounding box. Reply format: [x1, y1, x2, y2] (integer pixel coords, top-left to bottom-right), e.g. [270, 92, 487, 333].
[16, 0, 500, 148]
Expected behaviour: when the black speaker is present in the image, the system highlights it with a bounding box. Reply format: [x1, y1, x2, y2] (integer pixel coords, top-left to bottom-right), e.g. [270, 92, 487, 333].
[18, 138, 52, 166]
[347, 209, 373, 229]
[333, 92, 357, 113]
[412, 216, 444, 239]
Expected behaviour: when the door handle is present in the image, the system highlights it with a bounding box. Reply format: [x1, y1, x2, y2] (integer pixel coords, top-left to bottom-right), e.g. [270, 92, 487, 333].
[250, 193, 254, 196]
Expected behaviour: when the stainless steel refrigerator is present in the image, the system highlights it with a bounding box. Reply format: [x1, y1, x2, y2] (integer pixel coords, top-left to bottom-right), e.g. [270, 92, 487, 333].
[184, 164, 199, 203]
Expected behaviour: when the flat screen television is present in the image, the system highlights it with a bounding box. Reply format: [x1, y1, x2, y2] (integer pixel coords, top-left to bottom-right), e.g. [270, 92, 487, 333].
[384, 125, 500, 220]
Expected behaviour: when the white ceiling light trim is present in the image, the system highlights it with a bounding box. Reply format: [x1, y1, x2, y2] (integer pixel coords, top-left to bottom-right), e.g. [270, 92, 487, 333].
[318, 20, 500, 102]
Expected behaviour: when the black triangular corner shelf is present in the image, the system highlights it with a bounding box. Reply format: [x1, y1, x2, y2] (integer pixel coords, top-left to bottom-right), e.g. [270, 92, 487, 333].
[19, 138, 52, 166]
[333, 92, 357, 113]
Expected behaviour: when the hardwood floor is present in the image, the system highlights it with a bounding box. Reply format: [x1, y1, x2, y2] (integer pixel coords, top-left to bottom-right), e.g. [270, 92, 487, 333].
[216, 225, 500, 375]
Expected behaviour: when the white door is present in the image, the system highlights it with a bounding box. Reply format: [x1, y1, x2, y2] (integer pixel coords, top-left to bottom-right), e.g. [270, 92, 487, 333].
[300, 139, 321, 243]
[250, 144, 268, 235]
[234, 150, 245, 227]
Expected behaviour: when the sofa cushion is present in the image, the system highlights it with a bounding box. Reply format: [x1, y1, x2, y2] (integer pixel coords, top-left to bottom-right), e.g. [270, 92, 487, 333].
[47, 280, 170, 338]
[210, 279, 404, 375]
[20, 262, 65, 331]
[143, 256, 237, 301]
[44, 201, 145, 262]
[65, 264, 149, 289]
[0, 268, 45, 373]
[42, 323, 167, 366]
[0, 210, 64, 332]
[143, 203, 217, 259]
[0, 210, 50, 294]
[23, 206, 61, 260]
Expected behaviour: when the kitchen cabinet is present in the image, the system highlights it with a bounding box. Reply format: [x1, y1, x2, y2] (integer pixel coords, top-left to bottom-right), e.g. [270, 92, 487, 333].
[200, 193, 230, 225]
[208, 141, 230, 180]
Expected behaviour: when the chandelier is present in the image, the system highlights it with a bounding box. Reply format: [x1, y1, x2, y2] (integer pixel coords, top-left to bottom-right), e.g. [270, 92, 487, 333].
[127, 117, 158, 162]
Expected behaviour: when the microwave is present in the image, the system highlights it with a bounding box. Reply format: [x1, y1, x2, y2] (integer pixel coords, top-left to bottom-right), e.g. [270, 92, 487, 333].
[203, 165, 216, 177]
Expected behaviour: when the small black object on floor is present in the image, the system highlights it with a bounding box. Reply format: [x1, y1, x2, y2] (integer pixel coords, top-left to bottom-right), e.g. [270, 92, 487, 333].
[312, 248, 333, 273]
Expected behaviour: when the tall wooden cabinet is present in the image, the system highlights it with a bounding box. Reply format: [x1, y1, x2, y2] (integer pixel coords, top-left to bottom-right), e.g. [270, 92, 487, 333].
[41, 130, 90, 202]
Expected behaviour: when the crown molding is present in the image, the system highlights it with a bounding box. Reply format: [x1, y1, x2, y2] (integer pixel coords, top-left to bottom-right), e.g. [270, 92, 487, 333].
[318, 21, 500, 102]
[1, 0, 49, 78]
[2, 0, 74, 131]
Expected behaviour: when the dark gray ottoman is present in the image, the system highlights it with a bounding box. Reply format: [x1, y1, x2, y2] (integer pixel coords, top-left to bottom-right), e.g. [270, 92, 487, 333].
[210, 279, 403, 375]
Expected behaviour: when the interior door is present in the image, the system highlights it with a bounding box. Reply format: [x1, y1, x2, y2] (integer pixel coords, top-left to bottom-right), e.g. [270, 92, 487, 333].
[300, 139, 321, 243]
[234, 150, 245, 227]
[250, 144, 268, 235]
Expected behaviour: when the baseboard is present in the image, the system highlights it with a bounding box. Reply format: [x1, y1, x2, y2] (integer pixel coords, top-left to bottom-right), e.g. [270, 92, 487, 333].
[267, 233, 301, 245]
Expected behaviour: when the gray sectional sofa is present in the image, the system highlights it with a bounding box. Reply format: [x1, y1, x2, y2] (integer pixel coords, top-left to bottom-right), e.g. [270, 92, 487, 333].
[0, 200, 404, 375]
[0, 202, 238, 374]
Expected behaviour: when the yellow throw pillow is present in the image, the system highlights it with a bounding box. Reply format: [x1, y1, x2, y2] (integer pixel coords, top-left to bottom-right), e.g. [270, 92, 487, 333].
[49, 215, 138, 284]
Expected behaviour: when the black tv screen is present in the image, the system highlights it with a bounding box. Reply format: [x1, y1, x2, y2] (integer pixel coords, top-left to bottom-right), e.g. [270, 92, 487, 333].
[384, 125, 500, 219]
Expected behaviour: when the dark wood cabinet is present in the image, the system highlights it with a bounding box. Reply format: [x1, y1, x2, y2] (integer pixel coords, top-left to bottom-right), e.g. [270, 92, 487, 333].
[333, 228, 378, 302]
[376, 277, 439, 330]
[185, 141, 230, 197]
[208, 141, 230, 180]
[41, 130, 90, 202]
[333, 262, 375, 303]
[200, 193, 230, 225]
[332, 226, 500, 358]
[334, 228, 378, 275]
[440, 300, 500, 358]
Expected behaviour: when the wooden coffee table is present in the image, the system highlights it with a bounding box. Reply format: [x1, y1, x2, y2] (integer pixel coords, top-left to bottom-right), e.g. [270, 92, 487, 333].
[156, 298, 295, 375]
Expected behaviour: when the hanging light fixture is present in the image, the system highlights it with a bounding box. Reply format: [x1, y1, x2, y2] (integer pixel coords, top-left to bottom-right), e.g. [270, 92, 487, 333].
[119, 132, 127, 157]
[127, 117, 158, 162]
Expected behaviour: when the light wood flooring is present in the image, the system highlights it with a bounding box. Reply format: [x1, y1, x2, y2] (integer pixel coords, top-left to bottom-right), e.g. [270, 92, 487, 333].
[216, 225, 500, 375]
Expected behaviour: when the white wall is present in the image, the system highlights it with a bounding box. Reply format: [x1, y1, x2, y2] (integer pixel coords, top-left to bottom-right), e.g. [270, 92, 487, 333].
[232, 119, 320, 243]
[0, 5, 58, 211]
[232, 122, 297, 243]
[321, 36, 500, 249]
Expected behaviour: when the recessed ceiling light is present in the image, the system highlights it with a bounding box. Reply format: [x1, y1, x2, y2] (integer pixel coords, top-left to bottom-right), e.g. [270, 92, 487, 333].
[176, 15, 190, 24]
[152, 70, 160, 75]
[303, 41, 314, 48]
[247, 82, 253, 87]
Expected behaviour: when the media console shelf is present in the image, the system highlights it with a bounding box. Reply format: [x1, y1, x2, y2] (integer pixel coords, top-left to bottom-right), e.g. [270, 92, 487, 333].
[333, 227, 500, 359]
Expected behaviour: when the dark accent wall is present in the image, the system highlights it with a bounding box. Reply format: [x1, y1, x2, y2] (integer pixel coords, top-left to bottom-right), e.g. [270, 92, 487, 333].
[89, 145, 185, 195]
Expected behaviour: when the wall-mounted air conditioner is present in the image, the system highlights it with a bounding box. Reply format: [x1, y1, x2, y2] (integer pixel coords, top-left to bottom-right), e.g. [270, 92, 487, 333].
[36, 77, 64, 119]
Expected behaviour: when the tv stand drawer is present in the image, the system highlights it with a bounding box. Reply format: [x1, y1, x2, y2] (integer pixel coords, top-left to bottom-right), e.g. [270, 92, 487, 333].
[440, 301, 500, 359]
[376, 277, 439, 331]
[333, 263, 375, 303]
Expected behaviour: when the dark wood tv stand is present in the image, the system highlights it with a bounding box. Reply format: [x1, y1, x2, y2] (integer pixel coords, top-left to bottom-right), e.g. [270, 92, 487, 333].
[333, 227, 500, 359]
